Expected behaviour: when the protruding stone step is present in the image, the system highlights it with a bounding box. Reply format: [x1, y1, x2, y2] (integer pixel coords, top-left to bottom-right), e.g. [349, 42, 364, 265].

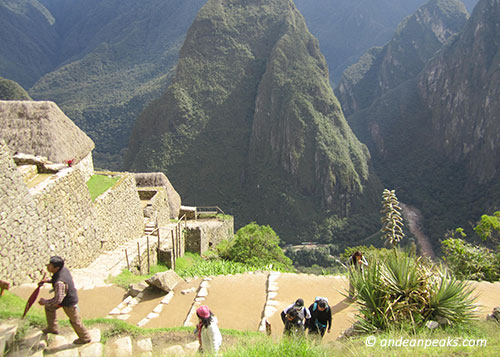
[0, 323, 17, 357]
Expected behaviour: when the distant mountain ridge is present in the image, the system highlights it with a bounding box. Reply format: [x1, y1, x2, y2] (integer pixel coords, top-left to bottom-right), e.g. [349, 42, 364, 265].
[0, 0, 450, 169]
[294, 0, 429, 83]
[125, 0, 381, 243]
[336, 0, 469, 117]
[28, 0, 206, 168]
[340, 0, 500, 245]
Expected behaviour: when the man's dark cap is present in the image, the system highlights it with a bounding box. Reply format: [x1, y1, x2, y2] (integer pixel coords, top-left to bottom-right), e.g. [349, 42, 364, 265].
[295, 298, 304, 307]
[49, 256, 65, 269]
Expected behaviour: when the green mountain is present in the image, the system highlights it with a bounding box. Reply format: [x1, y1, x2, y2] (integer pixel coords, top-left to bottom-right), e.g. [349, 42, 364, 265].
[345, 0, 500, 247]
[27, 0, 205, 169]
[337, 0, 469, 117]
[1, 0, 453, 171]
[0, 0, 57, 88]
[0, 76, 31, 100]
[125, 0, 381, 244]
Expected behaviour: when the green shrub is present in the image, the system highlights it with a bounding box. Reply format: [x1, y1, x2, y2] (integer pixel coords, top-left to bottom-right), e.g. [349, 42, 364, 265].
[350, 249, 477, 333]
[285, 246, 335, 268]
[228, 222, 293, 270]
[474, 211, 500, 246]
[341, 245, 393, 264]
[215, 239, 233, 260]
[441, 237, 500, 281]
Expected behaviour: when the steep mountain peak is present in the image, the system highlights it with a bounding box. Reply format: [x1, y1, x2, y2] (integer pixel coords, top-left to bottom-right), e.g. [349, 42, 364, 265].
[126, 0, 380, 242]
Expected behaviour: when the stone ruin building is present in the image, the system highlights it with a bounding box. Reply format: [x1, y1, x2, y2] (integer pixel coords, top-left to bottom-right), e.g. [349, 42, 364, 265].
[0, 100, 233, 286]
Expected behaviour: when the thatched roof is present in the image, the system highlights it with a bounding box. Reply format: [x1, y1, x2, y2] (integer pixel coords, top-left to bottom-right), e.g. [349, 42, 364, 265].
[0, 100, 94, 163]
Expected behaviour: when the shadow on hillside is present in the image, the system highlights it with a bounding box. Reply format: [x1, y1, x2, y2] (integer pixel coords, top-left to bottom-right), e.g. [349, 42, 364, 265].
[331, 297, 353, 315]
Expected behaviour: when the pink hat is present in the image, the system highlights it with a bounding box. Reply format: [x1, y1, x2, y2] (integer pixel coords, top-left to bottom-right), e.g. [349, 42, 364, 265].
[196, 305, 211, 318]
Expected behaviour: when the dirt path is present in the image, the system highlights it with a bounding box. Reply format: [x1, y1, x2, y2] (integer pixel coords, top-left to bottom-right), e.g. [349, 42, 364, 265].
[146, 278, 202, 329]
[268, 273, 357, 342]
[466, 281, 500, 316]
[11, 284, 127, 319]
[13, 273, 500, 341]
[200, 273, 268, 331]
[401, 203, 436, 259]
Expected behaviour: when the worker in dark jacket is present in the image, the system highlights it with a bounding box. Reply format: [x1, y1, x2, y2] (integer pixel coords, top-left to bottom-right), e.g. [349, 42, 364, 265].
[306, 298, 332, 338]
[38, 256, 91, 345]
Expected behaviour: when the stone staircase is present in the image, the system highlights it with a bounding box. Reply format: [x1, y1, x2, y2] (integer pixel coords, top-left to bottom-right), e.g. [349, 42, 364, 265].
[143, 219, 157, 236]
[0, 324, 200, 357]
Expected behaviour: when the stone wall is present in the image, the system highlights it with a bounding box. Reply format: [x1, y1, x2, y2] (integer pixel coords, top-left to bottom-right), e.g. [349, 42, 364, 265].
[93, 173, 144, 250]
[29, 164, 101, 269]
[148, 188, 171, 227]
[0, 141, 146, 285]
[139, 188, 171, 227]
[185, 217, 234, 254]
[0, 141, 50, 284]
[74, 152, 94, 182]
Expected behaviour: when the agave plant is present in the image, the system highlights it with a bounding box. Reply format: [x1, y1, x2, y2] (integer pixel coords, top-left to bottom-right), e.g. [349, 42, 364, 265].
[349, 260, 390, 332]
[349, 249, 477, 333]
[426, 270, 478, 325]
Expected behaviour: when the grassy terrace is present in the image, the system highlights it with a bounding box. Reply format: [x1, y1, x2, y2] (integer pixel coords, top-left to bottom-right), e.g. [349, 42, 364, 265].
[86, 174, 120, 201]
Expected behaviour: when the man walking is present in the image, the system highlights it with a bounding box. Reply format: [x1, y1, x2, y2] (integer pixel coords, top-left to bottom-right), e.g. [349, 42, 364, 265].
[38, 256, 91, 345]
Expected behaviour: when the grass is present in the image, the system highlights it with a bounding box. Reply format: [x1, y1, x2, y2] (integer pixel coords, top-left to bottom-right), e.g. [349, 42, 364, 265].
[223, 335, 330, 356]
[220, 322, 500, 356]
[0, 290, 45, 323]
[86, 174, 120, 201]
[330, 321, 500, 356]
[106, 264, 169, 289]
[174, 252, 287, 278]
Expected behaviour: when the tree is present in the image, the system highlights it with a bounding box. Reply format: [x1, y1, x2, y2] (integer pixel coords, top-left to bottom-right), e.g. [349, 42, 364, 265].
[474, 211, 500, 246]
[229, 222, 292, 270]
[380, 189, 405, 248]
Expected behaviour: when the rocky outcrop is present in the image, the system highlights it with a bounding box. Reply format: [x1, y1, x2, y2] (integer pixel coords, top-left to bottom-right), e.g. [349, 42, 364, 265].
[146, 270, 183, 292]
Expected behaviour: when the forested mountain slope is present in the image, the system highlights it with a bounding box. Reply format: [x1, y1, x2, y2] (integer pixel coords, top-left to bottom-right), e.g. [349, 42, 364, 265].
[0, 0, 57, 88]
[27, 0, 205, 168]
[0, 77, 31, 100]
[1, 0, 457, 169]
[343, 0, 500, 246]
[126, 0, 381, 244]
